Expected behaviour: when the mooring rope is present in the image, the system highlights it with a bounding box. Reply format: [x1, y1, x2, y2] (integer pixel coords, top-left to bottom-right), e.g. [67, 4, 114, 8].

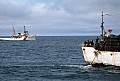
[91, 51, 99, 64]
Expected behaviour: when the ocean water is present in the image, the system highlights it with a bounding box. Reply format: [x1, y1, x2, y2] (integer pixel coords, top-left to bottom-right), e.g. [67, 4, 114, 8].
[0, 36, 120, 81]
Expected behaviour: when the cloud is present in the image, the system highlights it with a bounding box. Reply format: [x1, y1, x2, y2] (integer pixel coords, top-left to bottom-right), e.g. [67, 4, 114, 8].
[0, 0, 120, 36]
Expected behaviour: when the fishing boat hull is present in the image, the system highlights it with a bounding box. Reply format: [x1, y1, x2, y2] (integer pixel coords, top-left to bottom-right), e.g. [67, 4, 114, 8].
[82, 47, 120, 66]
[0, 35, 36, 40]
[27, 35, 36, 40]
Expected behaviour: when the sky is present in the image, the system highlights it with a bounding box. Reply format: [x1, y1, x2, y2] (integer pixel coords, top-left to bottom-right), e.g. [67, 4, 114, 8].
[0, 0, 120, 36]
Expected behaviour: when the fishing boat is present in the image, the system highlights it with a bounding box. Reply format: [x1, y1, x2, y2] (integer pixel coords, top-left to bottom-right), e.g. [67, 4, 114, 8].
[81, 11, 120, 66]
[0, 26, 36, 40]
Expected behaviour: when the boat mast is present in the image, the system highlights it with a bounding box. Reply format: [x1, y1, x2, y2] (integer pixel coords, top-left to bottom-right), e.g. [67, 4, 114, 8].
[23, 26, 29, 36]
[13, 26, 16, 36]
[101, 11, 104, 39]
[101, 11, 110, 39]
[24, 26, 26, 33]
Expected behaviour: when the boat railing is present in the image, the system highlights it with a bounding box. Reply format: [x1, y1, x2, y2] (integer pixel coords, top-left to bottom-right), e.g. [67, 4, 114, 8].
[82, 40, 94, 47]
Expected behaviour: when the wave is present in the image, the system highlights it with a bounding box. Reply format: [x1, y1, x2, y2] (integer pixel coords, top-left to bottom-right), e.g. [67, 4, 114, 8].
[60, 64, 93, 69]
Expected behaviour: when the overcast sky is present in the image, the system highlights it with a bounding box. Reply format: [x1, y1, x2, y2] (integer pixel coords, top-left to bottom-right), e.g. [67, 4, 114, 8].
[0, 0, 120, 36]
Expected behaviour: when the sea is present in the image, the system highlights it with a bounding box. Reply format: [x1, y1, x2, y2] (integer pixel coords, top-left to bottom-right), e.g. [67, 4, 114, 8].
[0, 36, 120, 81]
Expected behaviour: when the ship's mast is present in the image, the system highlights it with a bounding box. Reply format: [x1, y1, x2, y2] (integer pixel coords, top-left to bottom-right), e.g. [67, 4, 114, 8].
[23, 26, 29, 36]
[13, 26, 16, 36]
[24, 26, 26, 33]
[101, 11, 109, 39]
[101, 11, 104, 39]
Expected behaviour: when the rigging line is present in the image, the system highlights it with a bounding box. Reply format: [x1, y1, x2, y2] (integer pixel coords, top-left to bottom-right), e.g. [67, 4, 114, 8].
[102, 10, 120, 17]
[91, 50, 100, 64]
[108, 11, 120, 16]
[91, 56, 96, 64]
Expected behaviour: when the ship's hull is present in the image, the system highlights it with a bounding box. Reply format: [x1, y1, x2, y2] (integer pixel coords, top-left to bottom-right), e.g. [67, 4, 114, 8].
[26, 35, 36, 40]
[82, 47, 120, 66]
[0, 35, 36, 40]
